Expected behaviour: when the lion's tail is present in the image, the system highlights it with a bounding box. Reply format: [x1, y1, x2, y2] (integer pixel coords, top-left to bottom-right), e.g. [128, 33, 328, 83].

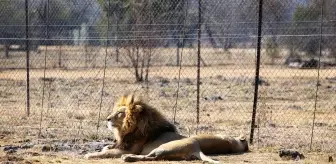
[192, 151, 220, 164]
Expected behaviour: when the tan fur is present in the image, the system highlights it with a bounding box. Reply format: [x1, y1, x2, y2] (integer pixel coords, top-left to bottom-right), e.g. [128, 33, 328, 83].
[85, 93, 249, 163]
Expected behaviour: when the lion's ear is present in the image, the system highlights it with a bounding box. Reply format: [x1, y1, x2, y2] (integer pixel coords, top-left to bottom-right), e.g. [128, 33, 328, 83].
[117, 95, 128, 106]
[125, 93, 143, 113]
[238, 134, 247, 141]
[134, 105, 143, 112]
[126, 104, 143, 113]
[126, 93, 142, 105]
[126, 94, 135, 106]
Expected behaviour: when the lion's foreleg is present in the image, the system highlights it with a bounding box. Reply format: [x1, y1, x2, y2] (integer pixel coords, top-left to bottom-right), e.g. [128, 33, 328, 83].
[85, 148, 130, 159]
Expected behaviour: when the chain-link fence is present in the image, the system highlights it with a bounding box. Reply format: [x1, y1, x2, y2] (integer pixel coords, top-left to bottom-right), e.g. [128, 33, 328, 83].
[0, 0, 335, 155]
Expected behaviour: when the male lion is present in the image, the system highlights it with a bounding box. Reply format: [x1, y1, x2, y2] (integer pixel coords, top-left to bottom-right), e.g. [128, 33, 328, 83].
[85, 94, 248, 163]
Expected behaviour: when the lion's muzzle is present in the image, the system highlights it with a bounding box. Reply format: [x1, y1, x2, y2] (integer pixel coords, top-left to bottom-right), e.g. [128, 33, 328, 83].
[107, 121, 114, 131]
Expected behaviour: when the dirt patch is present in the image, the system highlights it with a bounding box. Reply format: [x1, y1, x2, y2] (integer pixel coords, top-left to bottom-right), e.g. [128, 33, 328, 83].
[0, 150, 333, 164]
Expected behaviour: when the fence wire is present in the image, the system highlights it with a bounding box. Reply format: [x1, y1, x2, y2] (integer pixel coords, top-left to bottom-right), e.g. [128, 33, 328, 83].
[0, 0, 335, 155]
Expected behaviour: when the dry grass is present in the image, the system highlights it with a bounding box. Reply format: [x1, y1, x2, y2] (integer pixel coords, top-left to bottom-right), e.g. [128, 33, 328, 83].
[0, 47, 335, 163]
[0, 147, 334, 164]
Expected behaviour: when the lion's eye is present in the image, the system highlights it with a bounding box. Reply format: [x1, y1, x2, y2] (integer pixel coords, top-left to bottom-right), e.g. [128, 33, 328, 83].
[117, 112, 124, 118]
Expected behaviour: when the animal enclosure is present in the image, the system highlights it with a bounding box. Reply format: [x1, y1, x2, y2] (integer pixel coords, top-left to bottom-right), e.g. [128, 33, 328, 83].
[0, 0, 336, 163]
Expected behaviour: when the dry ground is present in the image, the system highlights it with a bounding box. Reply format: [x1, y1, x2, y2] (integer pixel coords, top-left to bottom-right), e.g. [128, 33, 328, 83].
[0, 47, 335, 163]
[0, 145, 334, 164]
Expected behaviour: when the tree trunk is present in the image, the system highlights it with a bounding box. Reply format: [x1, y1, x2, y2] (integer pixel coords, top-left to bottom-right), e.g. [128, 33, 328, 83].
[114, 12, 119, 63]
[4, 44, 10, 58]
[145, 48, 151, 82]
[134, 47, 142, 82]
[331, 48, 336, 63]
[58, 45, 62, 68]
[176, 42, 180, 66]
[84, 44, 88, 68]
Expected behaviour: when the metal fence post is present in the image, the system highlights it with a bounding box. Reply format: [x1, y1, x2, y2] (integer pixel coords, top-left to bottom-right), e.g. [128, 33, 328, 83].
[25, 0, 30, 117]
[250, 0, 263, 144]
[196, 0, 202, 134]
[310, 0, 324, 151]
[96, 0, 110, 136]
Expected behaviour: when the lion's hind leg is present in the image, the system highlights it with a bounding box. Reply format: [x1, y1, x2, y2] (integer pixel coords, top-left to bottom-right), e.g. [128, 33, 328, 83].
[121, 149, 220, 164]
[121, 153, 156, 162]
[191, 151, 220, 164]
[121, 148, 185, 162]
[121, 138, 220, 164]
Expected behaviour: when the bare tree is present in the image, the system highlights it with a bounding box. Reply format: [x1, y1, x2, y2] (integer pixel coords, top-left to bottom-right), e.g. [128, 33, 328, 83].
[97, 0, 187, 82]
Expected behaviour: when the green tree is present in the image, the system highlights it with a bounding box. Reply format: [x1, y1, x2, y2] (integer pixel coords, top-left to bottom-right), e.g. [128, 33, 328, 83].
[0, 1, 26, 58]
[291, 1, 321, 58]
[323, 0, 336, 63]
[34, 0, 96, 44]
[0, 0, 96, 58]
[263, 0, 289, 64]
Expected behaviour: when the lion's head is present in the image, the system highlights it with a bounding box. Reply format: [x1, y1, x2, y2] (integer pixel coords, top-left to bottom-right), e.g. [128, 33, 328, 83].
[106, 93, 176, 149]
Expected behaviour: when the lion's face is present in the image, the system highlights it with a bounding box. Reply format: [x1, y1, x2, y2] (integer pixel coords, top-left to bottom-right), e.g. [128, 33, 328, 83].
[107, 105, 126, 131]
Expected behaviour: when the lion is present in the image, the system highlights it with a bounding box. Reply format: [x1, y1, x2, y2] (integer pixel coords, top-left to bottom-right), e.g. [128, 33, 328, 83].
[84, 93, 248, 163]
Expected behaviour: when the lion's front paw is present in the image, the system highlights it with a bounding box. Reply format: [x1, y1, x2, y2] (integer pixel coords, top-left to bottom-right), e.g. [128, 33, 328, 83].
[84, 152, 99, 160]
[121, 154, 138, 162]
[84, 154, 91, 159]
[202, 160, 221, 164]
[102, 144, 115, 151]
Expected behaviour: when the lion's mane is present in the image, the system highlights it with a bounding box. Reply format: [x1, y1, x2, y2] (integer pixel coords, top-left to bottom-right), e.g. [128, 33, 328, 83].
[113, 94, 176, 150]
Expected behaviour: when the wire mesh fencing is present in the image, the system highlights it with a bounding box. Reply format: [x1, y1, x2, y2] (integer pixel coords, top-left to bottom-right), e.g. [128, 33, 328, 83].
[0, 0, 335, 155]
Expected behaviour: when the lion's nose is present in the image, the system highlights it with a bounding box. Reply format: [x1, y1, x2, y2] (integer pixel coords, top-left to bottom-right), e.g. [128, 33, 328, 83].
[107, 118, 112, 121]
